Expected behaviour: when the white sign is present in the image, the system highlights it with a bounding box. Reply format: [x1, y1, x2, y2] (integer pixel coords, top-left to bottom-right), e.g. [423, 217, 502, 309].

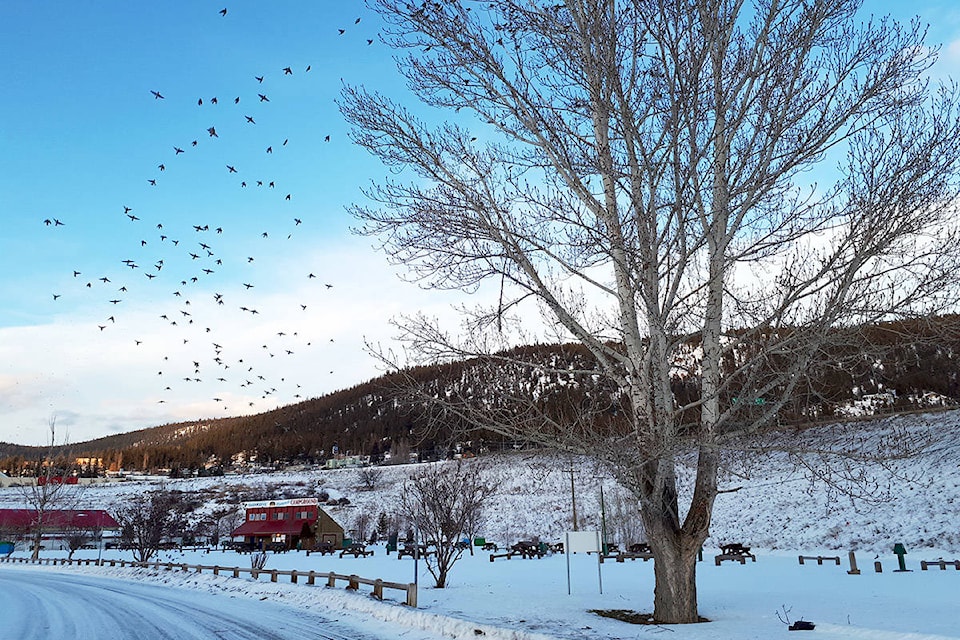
[565, 530, 603, 595]
[243, 497, 319, 509]
[565, 530, 601, 554]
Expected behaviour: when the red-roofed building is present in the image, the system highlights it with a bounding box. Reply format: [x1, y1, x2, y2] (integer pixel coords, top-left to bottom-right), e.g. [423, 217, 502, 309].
[231, 498, 343, 551]
[0, 509, 120, 551]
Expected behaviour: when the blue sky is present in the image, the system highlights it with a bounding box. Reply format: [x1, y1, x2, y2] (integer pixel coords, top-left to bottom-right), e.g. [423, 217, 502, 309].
[2, 1, 959, 447]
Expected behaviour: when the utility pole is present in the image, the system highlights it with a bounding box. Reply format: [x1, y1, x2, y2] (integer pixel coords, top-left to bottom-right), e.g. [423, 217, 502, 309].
[569, 465, 578, 531]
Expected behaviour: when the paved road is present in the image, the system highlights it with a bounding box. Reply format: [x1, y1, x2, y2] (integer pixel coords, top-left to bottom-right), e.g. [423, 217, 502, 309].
[0, 566, 386, 640]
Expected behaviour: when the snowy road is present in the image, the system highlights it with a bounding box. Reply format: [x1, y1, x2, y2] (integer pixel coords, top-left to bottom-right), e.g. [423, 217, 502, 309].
[0, 567, 387, 640]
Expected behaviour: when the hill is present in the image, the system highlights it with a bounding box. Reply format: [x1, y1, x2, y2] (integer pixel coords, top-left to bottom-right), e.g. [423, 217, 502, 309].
[3, 316, 960, 474]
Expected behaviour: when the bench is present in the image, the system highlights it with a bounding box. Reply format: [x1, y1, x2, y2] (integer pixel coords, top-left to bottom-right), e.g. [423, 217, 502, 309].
[715, 543, 756, 565]
[799, 555, 840, 566]
[480, 542, 499, 552]
[339, 544, 374, 558]
[921, 559, 960, 570]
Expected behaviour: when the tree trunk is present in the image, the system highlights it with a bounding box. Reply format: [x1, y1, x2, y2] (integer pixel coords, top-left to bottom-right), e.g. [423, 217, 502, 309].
[30, 530, 42, 560]
[639, 452, 717, 624]
[650, 536, 701, 624]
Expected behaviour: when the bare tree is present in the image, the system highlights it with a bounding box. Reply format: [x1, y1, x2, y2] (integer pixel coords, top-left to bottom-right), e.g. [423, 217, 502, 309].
[115, 488, 188, 563]
[341, 0, 960, 623]
[63, 526, 91, 561]
[357, 466, 384, 491]
[203, 506, 243, 548]
[22, 416, 79, 560]
[402, 460, 498, 587]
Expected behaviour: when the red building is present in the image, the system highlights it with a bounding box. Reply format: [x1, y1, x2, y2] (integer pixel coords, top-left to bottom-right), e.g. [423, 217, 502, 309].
[231, 498, 344, 551]
[0, 509, 120, 550]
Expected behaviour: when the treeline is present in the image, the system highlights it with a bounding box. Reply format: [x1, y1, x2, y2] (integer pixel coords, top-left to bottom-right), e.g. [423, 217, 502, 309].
[2, 316, 959, 474]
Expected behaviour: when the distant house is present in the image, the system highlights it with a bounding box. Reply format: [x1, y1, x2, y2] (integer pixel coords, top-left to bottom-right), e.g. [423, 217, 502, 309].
[0, 509, 120, 550]
[231, 498, 344, 551]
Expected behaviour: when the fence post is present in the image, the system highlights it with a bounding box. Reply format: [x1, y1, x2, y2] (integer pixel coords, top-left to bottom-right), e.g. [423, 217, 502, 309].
[213, 566, 219, 576]
[347, 575, 359, 591]
[290, 570, 298, 584]
[406, 583, 418, 608]
[271, 570, 278, 583]
[307, 571, 316, 585]
[373, 579, 383, 600]
[847, 551, 860, 575]
[327, 572, 336, 588]
[233, 567, 240, 578]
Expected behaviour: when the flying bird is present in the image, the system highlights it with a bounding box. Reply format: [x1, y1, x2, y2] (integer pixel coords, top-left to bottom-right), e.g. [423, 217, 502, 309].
[245, 115, 255, 124]
[208, 127, 218, 137]
[151, 90, 164, 99]
[283, 67, 292, 75]
[255, 75, 264, 83]
[258, 93, 269, 102]
[219, 7, 227, 16]
[174, 146, 184, 154]
[227, 165, 237, 173]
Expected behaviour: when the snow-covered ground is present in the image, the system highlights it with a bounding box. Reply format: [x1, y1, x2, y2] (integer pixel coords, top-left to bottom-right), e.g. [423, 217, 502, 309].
[2, 410, 959, 639]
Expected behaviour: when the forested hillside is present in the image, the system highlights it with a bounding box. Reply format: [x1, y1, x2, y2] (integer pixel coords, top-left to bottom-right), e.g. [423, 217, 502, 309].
[3, 316, 959, 474]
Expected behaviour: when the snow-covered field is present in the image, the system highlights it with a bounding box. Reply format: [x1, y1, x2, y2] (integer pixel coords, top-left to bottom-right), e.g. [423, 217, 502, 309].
[2, 410, 959, 639]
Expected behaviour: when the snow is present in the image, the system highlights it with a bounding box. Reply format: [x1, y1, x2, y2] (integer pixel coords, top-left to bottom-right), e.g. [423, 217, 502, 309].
[2, 410, 960, 639]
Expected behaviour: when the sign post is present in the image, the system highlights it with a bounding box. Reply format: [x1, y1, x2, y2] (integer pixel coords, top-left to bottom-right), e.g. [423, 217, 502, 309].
[565, 530, 603, 595]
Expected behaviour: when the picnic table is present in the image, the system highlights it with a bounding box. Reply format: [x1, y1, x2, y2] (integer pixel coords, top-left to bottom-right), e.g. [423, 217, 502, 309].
[617, 542, 655, 562]
[397, 543, 435, 559]
[715, 542, 756, 565]
[489, 540, 550, 562]
[308, 541, 337, 556]
[339, 543, 374, 558]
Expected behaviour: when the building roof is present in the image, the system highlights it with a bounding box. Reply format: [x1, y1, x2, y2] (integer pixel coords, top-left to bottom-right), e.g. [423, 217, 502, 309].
[232, 519, 313, 538]
[0, 509, 120, 530]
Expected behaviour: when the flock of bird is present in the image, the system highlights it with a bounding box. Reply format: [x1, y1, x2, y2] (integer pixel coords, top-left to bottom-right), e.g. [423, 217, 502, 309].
[41, 8, 380, 417]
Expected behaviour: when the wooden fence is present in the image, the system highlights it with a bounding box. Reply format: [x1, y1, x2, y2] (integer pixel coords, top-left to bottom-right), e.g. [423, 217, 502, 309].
[0, 555, 417, 607]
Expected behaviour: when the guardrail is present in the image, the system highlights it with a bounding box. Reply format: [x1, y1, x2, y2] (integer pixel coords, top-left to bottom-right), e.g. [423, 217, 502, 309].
[0, 555, 417, 607]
